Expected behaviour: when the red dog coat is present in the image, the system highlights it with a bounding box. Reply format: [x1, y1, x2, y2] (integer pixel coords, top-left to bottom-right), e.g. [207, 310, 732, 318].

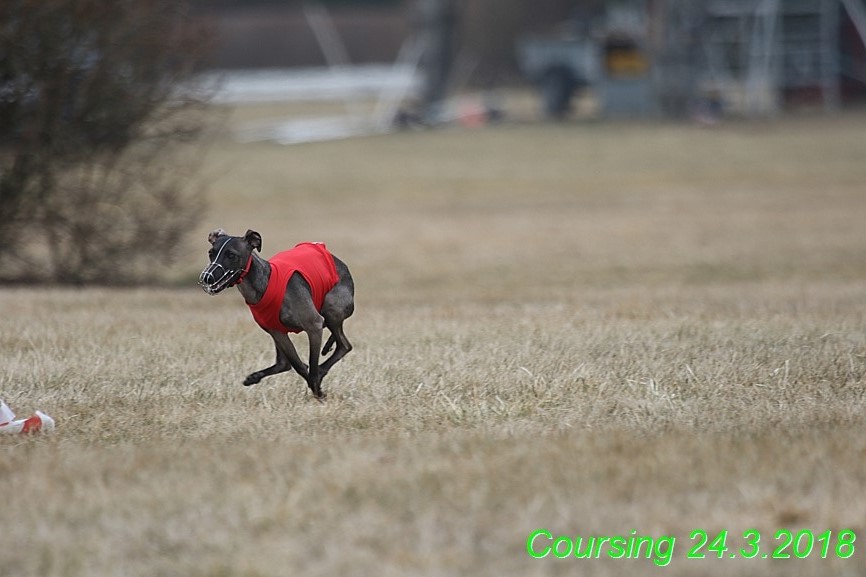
[247, 242, 339, 334]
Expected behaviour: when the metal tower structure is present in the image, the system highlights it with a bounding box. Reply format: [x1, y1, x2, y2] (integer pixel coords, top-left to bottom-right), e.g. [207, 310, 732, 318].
[696, 0, 866, 115]
[649, 0, 866, 117]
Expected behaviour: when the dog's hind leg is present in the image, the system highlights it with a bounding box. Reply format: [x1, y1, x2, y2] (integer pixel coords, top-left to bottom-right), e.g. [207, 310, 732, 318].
[322, 333, 337, 355]
[314, 255, 355, 387]
[319, 319, 352, 377]
[318, 278, 354, 377]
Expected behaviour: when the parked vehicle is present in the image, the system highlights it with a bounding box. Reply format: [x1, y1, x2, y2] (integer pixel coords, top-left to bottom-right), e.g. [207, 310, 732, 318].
[516, 32, 601, 118]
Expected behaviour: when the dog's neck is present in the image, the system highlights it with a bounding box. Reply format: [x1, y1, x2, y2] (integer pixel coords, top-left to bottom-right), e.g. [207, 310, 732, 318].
[236, 252, 271, 305]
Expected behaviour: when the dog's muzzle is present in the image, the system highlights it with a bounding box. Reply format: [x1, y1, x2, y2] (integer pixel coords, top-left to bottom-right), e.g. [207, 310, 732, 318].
[199, 262, 244, 295]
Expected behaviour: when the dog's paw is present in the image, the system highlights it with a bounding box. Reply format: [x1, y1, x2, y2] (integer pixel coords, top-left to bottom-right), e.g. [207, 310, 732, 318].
[243, 373, 262, 386]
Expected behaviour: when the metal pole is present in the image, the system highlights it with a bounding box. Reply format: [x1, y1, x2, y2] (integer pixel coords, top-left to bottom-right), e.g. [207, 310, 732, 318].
[821, 0, 840, 110]
[417, 0, 458, 122]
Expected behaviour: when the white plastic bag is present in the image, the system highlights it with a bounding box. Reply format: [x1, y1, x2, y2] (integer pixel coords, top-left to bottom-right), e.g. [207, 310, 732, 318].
[0, 400, 54, 434]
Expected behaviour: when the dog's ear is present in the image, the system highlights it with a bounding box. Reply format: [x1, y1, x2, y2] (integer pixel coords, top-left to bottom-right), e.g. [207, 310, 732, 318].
[208, 228, 226, 245]
[244, 229, 262, 252]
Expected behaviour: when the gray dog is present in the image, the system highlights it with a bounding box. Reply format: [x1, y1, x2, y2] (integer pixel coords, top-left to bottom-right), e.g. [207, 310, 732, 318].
[199, 229, 354, 399]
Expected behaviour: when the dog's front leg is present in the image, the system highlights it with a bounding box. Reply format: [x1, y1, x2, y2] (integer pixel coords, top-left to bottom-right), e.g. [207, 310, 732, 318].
[243, 332, 309, 386]
[305, 316, 325, 399]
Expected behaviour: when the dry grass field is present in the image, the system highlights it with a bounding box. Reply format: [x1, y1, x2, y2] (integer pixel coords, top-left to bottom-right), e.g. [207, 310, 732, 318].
[2, 109, 866, 576]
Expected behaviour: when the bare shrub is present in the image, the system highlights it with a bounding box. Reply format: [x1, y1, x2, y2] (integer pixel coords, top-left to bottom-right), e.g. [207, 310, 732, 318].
[0, 0, 211, 284]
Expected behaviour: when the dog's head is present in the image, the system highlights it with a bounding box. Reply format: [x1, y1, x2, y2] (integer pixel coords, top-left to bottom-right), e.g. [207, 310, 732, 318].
[199, 228, 262, 295]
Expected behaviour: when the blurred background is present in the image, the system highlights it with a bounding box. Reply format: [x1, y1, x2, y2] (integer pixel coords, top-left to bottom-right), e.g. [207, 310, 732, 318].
[199, 0, 866, 120]
[2, 0, 866, 284]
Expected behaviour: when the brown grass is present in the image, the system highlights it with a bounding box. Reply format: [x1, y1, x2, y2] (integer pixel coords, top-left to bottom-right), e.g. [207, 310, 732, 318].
[2, 110, 866, 576]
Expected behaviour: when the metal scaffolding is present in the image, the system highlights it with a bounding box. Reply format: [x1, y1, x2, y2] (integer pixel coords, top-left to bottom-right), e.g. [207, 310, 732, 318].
[649, 0, 866, 117]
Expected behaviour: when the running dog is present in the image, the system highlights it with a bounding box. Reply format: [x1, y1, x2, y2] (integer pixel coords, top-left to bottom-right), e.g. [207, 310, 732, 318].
[200, 229, 354, 399]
